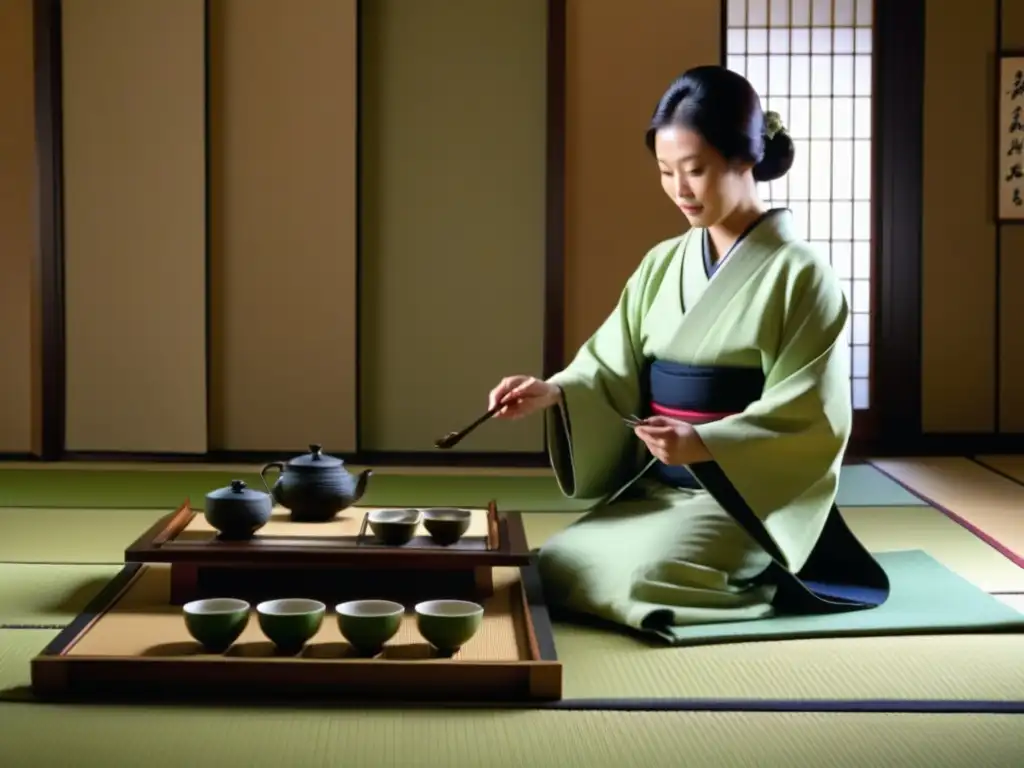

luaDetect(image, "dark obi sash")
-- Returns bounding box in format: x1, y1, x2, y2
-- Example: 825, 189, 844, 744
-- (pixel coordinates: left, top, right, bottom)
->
646, 361, 764, 489
642, 359, 890, 615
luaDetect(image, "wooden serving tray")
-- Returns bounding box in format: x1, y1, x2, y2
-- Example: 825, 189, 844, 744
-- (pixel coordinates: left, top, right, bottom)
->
31, 562, 562, 703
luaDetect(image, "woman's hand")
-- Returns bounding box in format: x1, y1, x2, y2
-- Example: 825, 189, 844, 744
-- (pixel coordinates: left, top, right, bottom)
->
634, 415, 711, 465
488, 376, 561, 420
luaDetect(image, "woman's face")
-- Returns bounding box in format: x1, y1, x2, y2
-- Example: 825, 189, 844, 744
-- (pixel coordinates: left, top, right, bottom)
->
654, 126, 750, 228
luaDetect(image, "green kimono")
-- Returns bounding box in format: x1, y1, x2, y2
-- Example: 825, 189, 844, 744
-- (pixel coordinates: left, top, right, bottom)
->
539, 210, 888, 639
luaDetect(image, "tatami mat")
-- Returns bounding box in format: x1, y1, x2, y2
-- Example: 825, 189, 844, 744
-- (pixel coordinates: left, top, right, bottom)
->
835, 463, 927, 506
0, 660, 1019, 768
552, 624, 1024, 704
871, 458, 1024, 567
824, 506, 1024, 592
0, 462, 922, 510
976, 455, 1024, 484
0, 564, 121, 627
523, 507, 1024, 592
0, 629, 48, 701
0, 507, 165, 564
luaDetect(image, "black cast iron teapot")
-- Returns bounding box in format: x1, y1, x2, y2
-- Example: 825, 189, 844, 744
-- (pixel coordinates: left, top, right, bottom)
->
259, 444, 372, 522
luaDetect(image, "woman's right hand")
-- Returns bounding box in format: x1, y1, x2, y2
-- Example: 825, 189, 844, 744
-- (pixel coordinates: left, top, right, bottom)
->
488, 375, 561, 420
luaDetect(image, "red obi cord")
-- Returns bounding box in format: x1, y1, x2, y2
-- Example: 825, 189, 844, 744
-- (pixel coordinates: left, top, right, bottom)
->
649, 402, 738, 421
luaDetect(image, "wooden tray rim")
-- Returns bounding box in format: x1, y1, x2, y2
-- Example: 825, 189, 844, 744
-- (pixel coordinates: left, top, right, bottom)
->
31, 560, 561, 702
124, 500, 533, 567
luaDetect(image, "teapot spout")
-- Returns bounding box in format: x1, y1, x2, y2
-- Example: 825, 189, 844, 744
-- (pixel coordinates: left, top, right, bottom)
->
354, 468, 373, 503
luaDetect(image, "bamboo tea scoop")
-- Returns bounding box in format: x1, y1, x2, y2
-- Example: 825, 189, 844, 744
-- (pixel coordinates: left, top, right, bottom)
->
434, 398, 512, 450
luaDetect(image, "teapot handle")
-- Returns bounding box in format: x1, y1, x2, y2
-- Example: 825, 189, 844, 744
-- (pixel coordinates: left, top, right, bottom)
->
259, 462, 284, 498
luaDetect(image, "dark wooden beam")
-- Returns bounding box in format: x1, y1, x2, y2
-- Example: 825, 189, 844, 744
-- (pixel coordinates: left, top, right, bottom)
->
870, 0, 925, 452
33, 0, 65, 461
543, 0, 567, 379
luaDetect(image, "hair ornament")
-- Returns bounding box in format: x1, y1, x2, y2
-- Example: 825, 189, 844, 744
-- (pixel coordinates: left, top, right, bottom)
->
764, 110, 786, 140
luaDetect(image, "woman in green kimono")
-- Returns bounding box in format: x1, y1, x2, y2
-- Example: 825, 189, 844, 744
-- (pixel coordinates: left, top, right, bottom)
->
487, 65, 889, 641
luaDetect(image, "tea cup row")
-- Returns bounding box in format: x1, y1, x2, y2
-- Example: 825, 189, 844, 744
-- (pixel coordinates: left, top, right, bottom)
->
182, 596, 484, 656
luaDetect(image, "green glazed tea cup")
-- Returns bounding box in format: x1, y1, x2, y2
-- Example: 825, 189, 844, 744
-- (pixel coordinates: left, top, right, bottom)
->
415, 599, 484, 654
422, 508, 472, 546
182, 598, 251, 653
336, 599, 405, 655
368, 508, 422, 546
256, 598, 325, 653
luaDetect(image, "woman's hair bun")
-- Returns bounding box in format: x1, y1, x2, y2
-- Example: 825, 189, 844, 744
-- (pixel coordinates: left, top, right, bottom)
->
752, 111, 794, 182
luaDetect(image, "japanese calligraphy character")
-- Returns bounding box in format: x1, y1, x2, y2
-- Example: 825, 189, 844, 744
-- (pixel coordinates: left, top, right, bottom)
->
1011, 106, 1024, 133
1011, 70, 1024, 99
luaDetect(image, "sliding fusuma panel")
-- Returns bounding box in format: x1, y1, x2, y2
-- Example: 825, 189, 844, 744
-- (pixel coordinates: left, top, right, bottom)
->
62, 0, 208, 453
0, 0, 38, 454
207, 0, 359, 453
358, 0, 549, 454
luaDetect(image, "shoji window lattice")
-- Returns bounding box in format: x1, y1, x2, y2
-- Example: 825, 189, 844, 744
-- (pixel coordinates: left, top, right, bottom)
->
725, 0, 874, 409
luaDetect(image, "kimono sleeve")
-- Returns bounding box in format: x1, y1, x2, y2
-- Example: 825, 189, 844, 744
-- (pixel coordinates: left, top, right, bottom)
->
543, 250, 664, 500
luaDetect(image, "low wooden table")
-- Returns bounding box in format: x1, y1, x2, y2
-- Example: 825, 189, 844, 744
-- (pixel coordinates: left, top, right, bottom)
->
124, 500, 533, 604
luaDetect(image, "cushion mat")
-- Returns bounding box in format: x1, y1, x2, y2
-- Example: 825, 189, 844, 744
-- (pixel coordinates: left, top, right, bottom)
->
546, 551, 1024, 703
644, 549, 1024, 645
522, 511, 1024, 705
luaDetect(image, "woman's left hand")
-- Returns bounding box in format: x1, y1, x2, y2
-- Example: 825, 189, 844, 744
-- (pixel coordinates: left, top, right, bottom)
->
634, 415, 709, 466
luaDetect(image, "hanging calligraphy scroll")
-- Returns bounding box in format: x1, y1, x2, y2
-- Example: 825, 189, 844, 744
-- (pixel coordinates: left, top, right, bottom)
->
998, 54, 1024, 221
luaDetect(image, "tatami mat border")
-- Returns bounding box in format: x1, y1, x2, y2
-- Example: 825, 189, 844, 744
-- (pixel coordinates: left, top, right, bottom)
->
867, 460, 1024, 569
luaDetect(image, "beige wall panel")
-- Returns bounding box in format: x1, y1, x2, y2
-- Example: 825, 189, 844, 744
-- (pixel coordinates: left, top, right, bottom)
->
920, 0, 998, 433
360, 0, 548, 453
999, 2, 1024, 432
62, 0, 207, 452
208, 0, 358, 452
563, 0, 720, 356
0, 0, 38, 454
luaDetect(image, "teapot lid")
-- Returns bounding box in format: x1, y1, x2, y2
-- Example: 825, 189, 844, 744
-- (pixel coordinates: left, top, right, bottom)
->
286, 444, 344, 470
206, 479, 269, 502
